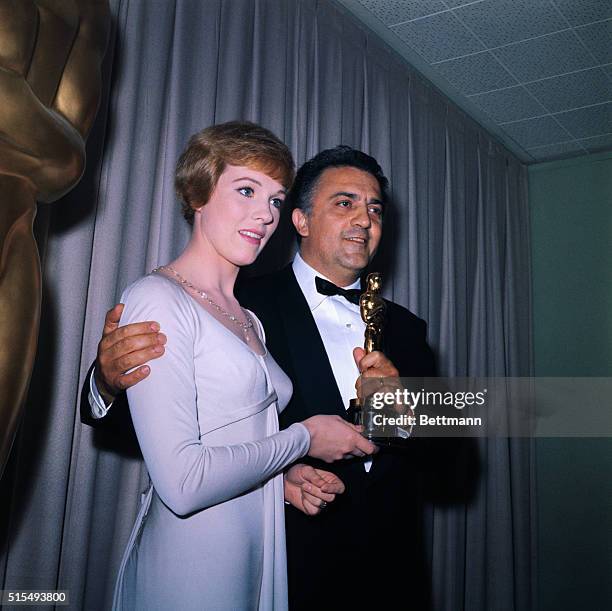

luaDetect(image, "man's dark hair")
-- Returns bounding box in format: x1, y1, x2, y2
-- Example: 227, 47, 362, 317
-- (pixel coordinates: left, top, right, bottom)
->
287, 145, 389, 216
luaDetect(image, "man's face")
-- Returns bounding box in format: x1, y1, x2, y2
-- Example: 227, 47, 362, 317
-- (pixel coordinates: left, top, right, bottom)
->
292, 166, 383, 286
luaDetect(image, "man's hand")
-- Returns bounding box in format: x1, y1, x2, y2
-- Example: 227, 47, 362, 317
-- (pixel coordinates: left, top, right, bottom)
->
301, 415, 377, 463
284, 464, 345, 515
353, 348, 399, 400
94, 304, 166, 405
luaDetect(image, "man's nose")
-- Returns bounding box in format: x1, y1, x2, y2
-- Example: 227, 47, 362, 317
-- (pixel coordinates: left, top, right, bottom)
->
351, 202, 371, 228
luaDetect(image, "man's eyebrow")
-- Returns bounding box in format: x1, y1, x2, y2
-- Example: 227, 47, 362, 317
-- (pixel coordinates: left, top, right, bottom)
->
328, 191, 383, 206
329, 191, 357, 199
232, 176, 262, 186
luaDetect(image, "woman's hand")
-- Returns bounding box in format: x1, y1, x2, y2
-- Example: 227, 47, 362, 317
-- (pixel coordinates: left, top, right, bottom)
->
284, 464, 345, 515
301, 415, 378, 463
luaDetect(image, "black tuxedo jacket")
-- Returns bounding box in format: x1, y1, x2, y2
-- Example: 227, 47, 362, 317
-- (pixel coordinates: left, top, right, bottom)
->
81, 265, 441, 610
238, 266, 436, 610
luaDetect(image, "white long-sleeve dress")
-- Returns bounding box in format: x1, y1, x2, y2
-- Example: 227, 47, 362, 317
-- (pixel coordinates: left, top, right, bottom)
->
112, 273, 310, 611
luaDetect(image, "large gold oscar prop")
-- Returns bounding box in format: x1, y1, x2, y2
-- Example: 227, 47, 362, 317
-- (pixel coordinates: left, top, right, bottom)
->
347, 272, 387, 440
0, 0, 110, 479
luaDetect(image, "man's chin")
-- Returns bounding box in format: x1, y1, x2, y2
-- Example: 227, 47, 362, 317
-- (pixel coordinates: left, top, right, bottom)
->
338, 254, 371, 276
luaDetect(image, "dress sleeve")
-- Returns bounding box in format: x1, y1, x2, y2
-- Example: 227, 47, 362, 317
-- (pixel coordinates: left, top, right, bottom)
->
122, 276, 310, 516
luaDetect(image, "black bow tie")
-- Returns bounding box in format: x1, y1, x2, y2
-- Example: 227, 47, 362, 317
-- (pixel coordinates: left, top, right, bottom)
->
315, 277, 361, 305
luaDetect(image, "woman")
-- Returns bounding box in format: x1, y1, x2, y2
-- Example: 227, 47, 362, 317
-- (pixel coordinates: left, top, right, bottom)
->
112, 122, 374, 610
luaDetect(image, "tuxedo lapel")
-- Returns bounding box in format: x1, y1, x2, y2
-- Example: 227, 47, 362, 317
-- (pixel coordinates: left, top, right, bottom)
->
275, 267, 346, 419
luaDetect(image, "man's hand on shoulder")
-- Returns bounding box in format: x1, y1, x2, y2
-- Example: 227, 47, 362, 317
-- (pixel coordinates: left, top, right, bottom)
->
94, 304, 166, 405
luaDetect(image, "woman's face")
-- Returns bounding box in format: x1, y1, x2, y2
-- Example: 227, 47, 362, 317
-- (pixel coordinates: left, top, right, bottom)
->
195, 164, 286, 268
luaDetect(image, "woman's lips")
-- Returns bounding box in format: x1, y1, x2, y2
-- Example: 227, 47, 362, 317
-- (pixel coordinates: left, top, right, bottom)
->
239, 229, 264, 244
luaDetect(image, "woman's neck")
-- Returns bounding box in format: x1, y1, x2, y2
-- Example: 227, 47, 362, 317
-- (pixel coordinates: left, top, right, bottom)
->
168, 241, 238, 299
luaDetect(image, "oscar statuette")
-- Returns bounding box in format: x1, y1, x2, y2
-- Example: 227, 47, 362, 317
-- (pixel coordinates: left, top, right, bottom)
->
347, 272, 388, 441
347, 273, 415, 446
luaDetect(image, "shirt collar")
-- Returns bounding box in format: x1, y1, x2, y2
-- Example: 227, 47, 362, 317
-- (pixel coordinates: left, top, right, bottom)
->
292, 252, 361, 312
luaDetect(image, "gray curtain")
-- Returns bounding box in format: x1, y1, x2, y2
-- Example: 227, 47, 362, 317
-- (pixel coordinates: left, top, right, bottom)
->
0, 1, 534, 610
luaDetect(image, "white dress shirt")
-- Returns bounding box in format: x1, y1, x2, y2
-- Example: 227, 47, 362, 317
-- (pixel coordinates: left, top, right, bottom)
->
291, 253, 372, 471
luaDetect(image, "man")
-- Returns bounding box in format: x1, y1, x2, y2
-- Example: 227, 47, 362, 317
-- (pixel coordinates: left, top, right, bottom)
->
82, 146, 436, 609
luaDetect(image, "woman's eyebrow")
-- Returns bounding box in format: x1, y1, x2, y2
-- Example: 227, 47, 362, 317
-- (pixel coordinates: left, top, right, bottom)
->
232, 176, 262, 185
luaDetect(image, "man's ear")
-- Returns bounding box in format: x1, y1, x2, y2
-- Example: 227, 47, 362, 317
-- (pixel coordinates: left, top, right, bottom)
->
292, 208, 309, 239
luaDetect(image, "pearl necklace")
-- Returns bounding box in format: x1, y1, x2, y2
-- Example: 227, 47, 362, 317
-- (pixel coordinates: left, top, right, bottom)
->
155, 265, 254, 341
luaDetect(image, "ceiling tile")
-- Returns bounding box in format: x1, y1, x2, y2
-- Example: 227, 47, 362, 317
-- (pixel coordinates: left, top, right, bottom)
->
435, 51, 516, 94
502, 116, 571, 148
493, 30, 597, 81
555, 102, 612, 139
391, 11, 484, 62
578, 133, 612, 153
526, 68, 612, 114
470, 86, 545, 122
338, 0, 610, 163
357, 0, 447, 25
455, 0, 567, 48
552, 0, 612, 28
575, 20, 612, 64
527, 140, 586, 161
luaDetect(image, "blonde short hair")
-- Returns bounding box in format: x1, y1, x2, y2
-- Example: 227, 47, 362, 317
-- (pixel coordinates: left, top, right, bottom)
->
175, 121, 295, 224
